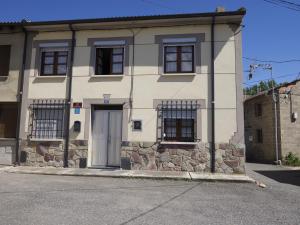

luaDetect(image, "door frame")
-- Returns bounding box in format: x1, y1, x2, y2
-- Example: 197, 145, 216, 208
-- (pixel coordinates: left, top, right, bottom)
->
89, 104, 123, 168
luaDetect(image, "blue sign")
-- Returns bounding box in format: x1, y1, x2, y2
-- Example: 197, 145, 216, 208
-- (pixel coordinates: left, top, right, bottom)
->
74, 108, 80, 114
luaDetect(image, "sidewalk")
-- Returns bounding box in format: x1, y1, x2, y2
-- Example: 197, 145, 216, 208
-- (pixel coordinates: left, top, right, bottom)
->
0, 166, 255, 183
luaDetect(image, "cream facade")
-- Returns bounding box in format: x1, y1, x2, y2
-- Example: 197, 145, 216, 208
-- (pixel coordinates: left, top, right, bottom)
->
16, 9, 246, 173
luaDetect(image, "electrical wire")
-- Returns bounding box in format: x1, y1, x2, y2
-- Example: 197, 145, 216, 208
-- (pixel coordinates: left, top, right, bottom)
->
244, 57, 300, 64
261, 0, 300, 11
243, 72, 300, 85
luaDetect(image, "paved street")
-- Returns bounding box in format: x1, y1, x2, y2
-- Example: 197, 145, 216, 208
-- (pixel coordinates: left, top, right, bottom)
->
0, 164, 299, 225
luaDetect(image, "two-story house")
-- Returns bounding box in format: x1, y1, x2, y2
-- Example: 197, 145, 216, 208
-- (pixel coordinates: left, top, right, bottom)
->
7, 8, 246, 173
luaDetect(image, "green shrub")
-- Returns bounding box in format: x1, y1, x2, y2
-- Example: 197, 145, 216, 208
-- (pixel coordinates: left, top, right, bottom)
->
283, 152, 300, 166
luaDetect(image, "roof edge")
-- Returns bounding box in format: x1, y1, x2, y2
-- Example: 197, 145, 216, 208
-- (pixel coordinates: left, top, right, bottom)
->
0, 8, 246, 27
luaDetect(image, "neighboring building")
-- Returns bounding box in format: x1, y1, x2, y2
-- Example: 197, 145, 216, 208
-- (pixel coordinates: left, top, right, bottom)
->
4, 8, 246, 173
244, 79, 300, 163
0, 23, 25, 165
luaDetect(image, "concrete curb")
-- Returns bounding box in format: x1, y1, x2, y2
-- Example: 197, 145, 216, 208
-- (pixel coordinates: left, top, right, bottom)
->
0, 166, 255, 183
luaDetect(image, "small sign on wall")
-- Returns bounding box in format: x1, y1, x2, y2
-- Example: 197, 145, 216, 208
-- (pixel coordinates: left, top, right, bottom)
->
73, 102, 82, 114
74, 108, 80, 114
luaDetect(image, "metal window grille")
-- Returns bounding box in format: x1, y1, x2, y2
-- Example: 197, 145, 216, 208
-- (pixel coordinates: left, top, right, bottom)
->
157, 100, 200, 142
29, 99, 66, 139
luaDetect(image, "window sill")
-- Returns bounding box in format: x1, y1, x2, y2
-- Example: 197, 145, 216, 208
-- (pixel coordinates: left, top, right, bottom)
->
33, 75, 67, 79
160, 73, 196, 76
29, 138, 64, 142
90, 75, 124, 78
160, 141, 198, 145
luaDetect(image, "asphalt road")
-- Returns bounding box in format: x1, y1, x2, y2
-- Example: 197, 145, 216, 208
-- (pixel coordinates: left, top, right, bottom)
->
0, 164, 299, 225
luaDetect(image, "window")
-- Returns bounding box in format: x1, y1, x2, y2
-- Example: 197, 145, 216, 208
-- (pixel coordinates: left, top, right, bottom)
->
95, 47, 124, 75
29, 100, 66, 139
256, 129, 263, 143
158, 101, 197, 142
0, 45, 11, 77
254, 103, 262, 117
164, 45, 194, 73
0, 103, 18, 138
41, 51, 68, 76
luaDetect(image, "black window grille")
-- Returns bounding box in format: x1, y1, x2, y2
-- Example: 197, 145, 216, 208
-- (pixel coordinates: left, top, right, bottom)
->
29, 99, 66, 139
157, 100, 199, 142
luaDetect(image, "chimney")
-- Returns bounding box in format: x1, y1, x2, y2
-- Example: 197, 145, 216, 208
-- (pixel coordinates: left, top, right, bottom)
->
216, 6, 226, 12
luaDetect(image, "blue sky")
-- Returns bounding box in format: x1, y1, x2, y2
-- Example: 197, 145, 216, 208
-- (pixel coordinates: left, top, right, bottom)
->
1, 0, 299, 87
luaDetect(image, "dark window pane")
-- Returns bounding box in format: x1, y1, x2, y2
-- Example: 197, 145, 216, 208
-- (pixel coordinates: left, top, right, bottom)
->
165, 62, 177, 72
112, 63, 123, 74
113, 55, 123, 63
57, 65, 67, 74
165, 46, 177, 53
165, 53, 177, 61
181, 46, 193, 53
181, 62, 193, 72
58, 56, 67, 64
43, 65, 53, 74
44, 57, 54, 64
181, 52, 192, 61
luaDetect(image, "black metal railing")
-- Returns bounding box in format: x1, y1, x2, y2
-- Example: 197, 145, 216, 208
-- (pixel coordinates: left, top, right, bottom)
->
29, 99, 66, 139
157, 100, 200, 142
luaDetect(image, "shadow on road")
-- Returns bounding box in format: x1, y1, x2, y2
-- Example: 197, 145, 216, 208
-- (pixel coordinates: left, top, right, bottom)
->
255, 170, 300, 186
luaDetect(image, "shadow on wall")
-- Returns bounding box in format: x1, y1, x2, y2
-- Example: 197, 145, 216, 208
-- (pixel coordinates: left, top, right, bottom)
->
255, 170, 300, 187
157, 75, 195, 83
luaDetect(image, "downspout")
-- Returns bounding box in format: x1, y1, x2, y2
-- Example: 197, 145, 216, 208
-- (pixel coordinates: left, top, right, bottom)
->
129, 28, 135, 122
15, 24, 28, 165
64, 24, 76, 168
210, 16, 216, 173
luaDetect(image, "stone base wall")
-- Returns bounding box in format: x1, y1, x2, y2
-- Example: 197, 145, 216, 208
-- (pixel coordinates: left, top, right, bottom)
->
20, 140, 88, 168
121, 142, 245, 174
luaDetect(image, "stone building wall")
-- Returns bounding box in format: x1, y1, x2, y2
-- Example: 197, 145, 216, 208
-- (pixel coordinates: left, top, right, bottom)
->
121, 142, 245, 174
278, 82, 300, 158
20, 140, 88, 168
244, 94, 276, 162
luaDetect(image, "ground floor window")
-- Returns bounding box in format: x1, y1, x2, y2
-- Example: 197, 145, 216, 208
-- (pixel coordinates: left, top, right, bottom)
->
29, 100, 66, 139
0, 103, 18, 138
158, 100, 198, 142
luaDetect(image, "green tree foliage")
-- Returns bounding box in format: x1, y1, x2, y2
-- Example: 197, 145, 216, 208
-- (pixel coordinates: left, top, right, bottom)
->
244, 79, 278, 96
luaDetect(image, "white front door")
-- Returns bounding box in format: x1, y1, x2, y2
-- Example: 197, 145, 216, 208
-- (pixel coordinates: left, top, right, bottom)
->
91, 109, 122, 167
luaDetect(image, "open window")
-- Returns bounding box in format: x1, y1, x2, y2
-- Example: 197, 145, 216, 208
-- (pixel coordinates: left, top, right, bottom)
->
95, 47, 124, 75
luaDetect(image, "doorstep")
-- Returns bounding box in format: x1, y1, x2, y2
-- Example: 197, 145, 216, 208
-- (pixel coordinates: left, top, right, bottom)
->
0, 166, 255, 183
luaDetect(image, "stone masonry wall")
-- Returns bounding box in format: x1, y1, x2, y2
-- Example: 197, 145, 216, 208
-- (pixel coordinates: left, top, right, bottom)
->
20, 140, 88, 168
121, 142, 245, 174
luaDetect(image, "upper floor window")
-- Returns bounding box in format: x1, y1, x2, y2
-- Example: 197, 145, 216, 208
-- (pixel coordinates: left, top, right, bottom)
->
254, 103, 262, 117
95, 47, 124, 75
41, 51, 68, 76
0, 45, 11, 77
164, 45, 194, 73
